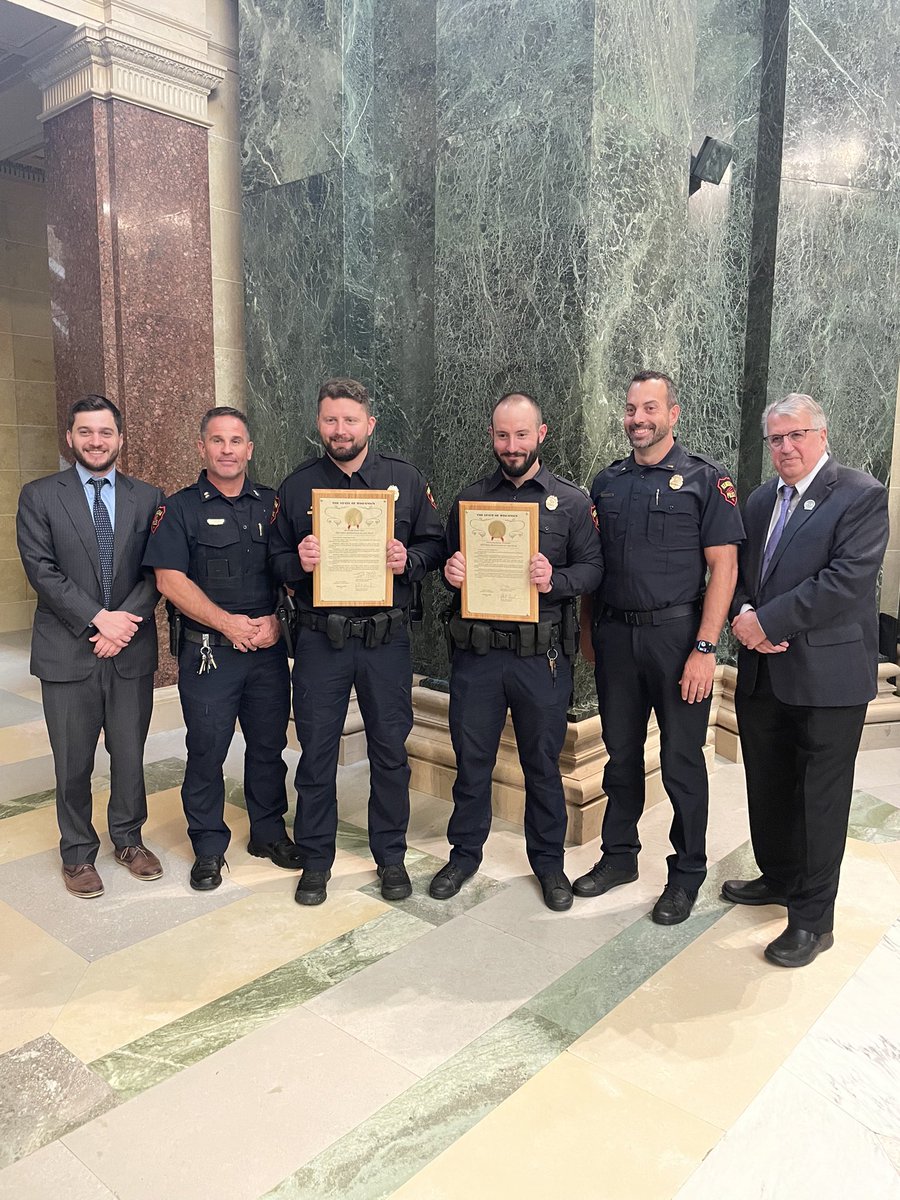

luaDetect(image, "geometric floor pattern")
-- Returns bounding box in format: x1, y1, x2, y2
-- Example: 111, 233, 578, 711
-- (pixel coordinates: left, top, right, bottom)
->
1, 627, 899, 1199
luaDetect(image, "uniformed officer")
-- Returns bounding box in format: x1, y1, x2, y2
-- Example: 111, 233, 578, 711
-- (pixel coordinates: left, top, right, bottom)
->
429, 393, 604, 911
575, 370, 744, 923
269, 377, 445, 906
143, 407, 296, 890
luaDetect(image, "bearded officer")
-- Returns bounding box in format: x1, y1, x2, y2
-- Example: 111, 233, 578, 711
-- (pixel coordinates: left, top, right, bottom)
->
269, 377, 445, 906
429, 392, 604, 911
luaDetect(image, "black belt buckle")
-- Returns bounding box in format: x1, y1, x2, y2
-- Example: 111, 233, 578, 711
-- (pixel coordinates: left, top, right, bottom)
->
623, 609, 640, 626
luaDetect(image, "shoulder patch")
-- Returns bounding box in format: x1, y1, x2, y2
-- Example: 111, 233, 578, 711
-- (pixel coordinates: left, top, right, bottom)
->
716, 476, 738, 506
270, 495, 280, 524
151, 505, 166, 533
425, 483, 438, 510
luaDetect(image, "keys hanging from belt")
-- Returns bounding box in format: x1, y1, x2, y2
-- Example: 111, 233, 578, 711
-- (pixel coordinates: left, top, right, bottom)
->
198, 634, 218, 675
547, 646, 558, 688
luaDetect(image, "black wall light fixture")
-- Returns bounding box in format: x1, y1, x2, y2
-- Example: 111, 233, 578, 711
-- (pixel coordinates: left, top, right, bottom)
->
689, 136, 734, 196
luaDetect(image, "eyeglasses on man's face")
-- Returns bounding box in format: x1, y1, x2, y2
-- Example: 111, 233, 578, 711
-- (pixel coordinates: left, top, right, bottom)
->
763, 428, 823, 449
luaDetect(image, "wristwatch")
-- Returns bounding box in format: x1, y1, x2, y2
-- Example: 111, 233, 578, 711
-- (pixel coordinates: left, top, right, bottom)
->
695, 640, 716, 654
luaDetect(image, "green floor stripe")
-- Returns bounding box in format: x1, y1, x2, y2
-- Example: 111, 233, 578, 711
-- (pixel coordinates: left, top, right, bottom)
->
89, 908, 430, 1101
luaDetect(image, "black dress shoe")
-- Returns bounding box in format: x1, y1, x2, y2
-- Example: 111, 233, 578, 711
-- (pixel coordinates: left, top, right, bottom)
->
190, 854, 227, 891
378, 863, 412, 901
651, 884, 696, 925
721, 877, 788, 906
294, 869, 331, 906
572, 860, 638, 898
429, 863, 474, 900
538, 871, 574, 912
765, 926, 834, 968
247, 837, 304, 870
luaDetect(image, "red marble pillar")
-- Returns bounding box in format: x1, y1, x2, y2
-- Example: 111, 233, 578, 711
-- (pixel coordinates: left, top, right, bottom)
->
43, 97, 215, 490
43, 98, 217, 681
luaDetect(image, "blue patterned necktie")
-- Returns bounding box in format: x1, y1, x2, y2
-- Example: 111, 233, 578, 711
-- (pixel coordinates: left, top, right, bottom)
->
89, 477, 114, 609
761, 484, 794, 579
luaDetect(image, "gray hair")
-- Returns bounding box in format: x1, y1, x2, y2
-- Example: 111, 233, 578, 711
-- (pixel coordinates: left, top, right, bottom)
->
762, 393, 828, 435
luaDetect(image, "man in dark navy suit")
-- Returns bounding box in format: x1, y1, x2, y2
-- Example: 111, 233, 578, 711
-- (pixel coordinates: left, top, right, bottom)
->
727, 394, 889, 967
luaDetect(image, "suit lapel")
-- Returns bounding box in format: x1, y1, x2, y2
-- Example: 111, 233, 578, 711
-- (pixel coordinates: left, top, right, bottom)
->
113, 473, 135, 580
761, 458, 837, 583
58, 467, 103, 590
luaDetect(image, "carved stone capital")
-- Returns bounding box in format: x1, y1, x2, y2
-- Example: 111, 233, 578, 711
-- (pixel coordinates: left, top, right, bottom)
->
30, 25, 224, 128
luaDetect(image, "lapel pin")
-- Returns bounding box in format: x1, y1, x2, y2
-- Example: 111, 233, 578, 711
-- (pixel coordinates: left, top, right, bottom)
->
803, 499, 815, 510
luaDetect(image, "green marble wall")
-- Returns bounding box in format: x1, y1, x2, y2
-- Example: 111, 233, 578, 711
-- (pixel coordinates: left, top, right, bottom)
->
768, 0, 899, 484
239, 0, 899, 694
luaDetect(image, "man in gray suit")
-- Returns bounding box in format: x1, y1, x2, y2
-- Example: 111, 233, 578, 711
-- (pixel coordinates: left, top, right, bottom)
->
726, 394, 889, 967
16, 395, 165, 898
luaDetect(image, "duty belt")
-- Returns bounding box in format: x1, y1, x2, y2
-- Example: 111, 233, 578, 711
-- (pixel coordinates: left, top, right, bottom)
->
297, 608, 407, 649
446, 612, 561, 657
599, 600, 701, 627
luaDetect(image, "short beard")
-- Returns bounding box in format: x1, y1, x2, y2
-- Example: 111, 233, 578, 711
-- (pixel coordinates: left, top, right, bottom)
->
323, 435, 368, 463
626, 424, 668, 450
72, 446, 120, 474
494, 445, 541, 479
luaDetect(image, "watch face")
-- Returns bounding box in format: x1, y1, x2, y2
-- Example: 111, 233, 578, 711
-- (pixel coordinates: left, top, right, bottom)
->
696, 640, 715, 654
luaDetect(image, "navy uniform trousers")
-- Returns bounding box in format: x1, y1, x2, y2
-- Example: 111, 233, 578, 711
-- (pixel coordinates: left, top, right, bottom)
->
594, 613, 710, 892
291, 625, 413, 871
178, 639, 290, 856
447, 647, 573, 876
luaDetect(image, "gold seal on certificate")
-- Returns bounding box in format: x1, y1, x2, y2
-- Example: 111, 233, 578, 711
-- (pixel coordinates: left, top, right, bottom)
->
459, 500, 539, 622
312, 489, 395, 607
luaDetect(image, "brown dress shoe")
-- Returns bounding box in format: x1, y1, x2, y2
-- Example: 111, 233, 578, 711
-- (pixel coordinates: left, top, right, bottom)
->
62, 863, 104, 898
115, 844, 164, 880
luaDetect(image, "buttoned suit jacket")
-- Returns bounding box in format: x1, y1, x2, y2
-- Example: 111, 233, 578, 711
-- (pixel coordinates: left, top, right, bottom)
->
16, 467, 164, 682
731, 457, 888, 707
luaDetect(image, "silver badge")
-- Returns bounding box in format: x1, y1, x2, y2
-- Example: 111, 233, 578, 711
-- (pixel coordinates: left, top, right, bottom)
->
803, 499, 815, 510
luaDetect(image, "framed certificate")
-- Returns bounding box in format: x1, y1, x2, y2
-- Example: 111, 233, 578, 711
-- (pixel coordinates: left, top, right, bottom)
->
312, 489, 395, 608
460, 500, 539, 622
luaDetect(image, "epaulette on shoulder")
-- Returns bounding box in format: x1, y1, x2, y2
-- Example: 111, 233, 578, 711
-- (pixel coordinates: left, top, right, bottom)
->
686, 450, 727, 473
286, 456, 322, 478
553, 473, 591, 498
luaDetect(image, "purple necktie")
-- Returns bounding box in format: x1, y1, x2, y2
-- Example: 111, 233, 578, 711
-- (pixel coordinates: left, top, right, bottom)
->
761, 484, 794, 579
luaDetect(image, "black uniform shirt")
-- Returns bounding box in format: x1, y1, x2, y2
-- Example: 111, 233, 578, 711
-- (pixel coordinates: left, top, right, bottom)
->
590, 441, 744, 612
269, 449, 445, 615
447, 463, 604, 625
143, 471, 279, 631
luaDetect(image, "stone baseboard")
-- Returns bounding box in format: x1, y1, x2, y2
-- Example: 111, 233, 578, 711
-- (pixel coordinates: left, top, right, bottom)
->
407, 661, 900, 845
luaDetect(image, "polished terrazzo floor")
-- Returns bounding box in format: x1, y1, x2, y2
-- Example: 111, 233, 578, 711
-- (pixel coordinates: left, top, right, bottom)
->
1, 627, 899, 1199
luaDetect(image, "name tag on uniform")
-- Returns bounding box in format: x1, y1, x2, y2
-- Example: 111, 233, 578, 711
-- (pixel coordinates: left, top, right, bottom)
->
206, 518, 225, 525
